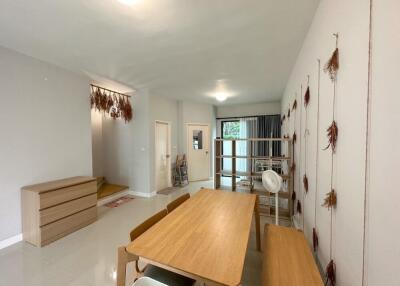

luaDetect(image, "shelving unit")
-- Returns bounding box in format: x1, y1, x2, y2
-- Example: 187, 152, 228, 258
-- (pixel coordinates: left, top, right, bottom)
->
214, 137, 293, 220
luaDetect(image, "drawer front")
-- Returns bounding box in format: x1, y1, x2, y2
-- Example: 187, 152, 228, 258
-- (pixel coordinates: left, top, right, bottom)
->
40, 194, 97, 226
39, 181, 96, 209
40, 206, 97, 246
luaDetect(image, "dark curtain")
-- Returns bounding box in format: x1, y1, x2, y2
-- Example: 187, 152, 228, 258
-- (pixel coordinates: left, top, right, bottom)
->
257, 115, 281, 156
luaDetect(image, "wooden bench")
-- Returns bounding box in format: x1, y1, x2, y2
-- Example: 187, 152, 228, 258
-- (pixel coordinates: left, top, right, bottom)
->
262, 224, 323, 286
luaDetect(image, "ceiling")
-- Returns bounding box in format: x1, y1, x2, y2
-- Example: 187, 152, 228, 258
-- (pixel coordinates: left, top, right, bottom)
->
0, 0, 319, 105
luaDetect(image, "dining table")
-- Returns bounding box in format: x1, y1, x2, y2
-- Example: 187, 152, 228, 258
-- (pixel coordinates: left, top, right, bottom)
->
126, 189, 259, 286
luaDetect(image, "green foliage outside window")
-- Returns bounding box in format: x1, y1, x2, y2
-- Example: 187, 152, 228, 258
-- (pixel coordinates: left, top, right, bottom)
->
222, 121, 240, 139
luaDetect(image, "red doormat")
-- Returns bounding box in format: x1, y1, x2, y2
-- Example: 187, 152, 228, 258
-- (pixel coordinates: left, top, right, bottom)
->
104, 195, 135, 208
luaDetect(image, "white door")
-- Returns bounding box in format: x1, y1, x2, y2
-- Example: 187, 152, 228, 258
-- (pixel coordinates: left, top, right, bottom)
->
187, 124, 210, 181
155, 121, 171, 191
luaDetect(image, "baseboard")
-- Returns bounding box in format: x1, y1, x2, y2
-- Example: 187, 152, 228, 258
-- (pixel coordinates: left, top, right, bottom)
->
0, 233, 23, 250
128, 190, 157, 198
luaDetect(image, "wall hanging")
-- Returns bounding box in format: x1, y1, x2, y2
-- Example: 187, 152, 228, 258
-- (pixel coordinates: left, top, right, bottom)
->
298, 85, 304, 227
303, 75, 311, 194
313, 59, 322, 252
90, 84, 133, 122
322, 33, 340, 286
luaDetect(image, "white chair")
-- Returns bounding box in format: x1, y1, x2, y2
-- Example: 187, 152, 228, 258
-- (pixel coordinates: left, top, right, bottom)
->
132, 277, 167, 286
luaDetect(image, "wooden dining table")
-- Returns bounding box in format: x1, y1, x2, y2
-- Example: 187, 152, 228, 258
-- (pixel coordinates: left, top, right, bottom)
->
126, 189, 258, 286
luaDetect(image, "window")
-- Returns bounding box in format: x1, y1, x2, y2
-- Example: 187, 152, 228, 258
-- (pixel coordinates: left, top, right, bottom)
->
222, 120, 240, 139
192, 130, 203, 150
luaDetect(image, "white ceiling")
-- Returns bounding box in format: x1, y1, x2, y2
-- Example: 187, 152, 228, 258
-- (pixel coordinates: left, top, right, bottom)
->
0, 0, 319, 105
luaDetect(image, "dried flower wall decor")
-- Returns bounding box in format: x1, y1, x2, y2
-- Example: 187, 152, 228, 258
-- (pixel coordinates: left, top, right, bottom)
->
324, 121, 338, 152
313, 228, 319, 252
304, 86, 310, 107
325, 260, 336, 286
324, 47, 339, 82
319, 35, 340, 275
303, 174, 309, 193
322, 189, 337, 209
90, 84, 133, 123
297, 200, 302, 214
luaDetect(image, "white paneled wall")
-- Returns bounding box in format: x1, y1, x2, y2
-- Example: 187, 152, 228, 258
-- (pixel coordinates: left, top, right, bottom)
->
281, 0, 370, 285
282, 0, 400, 285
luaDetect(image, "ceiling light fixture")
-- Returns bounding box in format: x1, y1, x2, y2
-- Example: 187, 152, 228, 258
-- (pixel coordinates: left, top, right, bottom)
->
215, 92, 229, 102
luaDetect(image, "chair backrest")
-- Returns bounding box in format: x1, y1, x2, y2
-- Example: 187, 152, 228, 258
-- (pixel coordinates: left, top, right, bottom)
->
130, 209, 168, 242
166, 193, 190, 213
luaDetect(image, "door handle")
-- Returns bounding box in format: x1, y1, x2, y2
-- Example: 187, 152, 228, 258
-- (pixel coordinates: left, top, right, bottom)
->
205, 151, 209, 155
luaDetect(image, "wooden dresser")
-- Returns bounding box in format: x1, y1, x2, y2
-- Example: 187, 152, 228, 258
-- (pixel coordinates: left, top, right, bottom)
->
21, 176, 97, 247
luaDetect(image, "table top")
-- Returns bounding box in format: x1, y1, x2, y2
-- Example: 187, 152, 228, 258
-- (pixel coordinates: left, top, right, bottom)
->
126, 189, 257, 286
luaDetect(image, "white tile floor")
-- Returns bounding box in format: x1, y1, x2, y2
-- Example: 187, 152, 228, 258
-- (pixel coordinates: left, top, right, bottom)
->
0, 181, 289, 286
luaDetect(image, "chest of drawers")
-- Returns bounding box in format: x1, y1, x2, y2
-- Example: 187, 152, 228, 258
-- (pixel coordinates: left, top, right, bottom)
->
21, 176, 97, 247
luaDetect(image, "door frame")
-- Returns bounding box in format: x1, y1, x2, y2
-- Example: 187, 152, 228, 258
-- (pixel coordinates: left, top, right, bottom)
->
155, 120, 172, 191
186, 123, 211, 182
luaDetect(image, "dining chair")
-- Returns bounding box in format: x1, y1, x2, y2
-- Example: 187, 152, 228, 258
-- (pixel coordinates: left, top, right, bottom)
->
166, 193, 190, 213
117, 209, 195, 286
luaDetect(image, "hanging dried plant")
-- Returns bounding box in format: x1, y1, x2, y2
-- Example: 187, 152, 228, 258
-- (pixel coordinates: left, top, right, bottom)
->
303, 174, 309, 193
290, 162, 296, 173
297, 200, 302, 214
325, 260, 336, 286
287, 108, 290, 118
90, 89, 95, 109
94, 88, 102, 111
304, 86, 310, 107
292, 99, 297, 111
312, 228, 319, 252
281, 115, 286, 125
90, 85, 133, 123
291, 191, 296, 202
100, 90, 108, 112
324, 48, 339, 82
322, 189, 337, 209
106, 94, 114, 113
292, 132, 297, 144
119, 96, 133, 122
324, 121, 338, 152
110, 106, 120, 119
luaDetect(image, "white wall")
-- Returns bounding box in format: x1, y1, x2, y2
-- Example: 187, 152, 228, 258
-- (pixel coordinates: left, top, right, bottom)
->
178, 101, 216, 177
0, 46, 92, 241
366, 1, 400, 284
282, 0, 400, 285
97, 90, 152, 195
91, 110, 104, 177
281, 0, 370, 285
216, 101, 281, 118
149, 95, 180, 192
94, 94, 216, 193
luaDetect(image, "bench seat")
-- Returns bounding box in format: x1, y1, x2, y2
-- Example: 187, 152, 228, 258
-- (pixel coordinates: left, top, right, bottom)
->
262, 224, 323, 286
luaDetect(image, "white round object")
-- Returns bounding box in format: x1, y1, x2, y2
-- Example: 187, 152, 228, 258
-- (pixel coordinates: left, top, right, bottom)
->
262, 170, 283, 194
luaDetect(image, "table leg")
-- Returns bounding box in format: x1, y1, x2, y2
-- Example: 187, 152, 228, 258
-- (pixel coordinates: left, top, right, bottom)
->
255, 195, 261, 251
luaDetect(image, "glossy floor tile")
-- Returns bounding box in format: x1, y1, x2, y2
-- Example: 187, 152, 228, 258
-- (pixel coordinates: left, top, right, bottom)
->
0, 181, 289, 286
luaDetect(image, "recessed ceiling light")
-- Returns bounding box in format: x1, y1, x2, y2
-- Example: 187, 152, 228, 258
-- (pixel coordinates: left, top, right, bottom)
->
215, 92, 229, 102
117, 0, 139, 6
